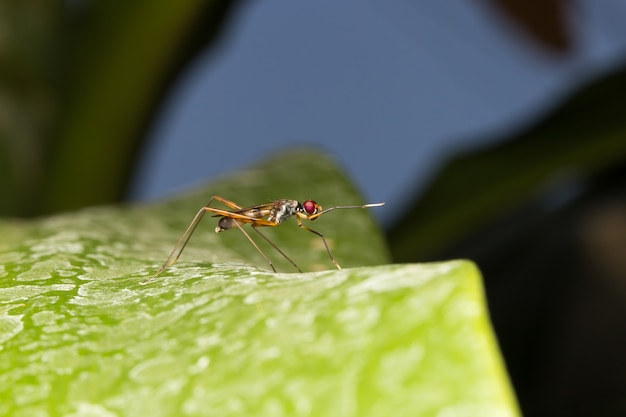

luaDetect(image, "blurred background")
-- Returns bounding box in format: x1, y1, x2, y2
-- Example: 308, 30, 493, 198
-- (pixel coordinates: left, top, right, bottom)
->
2, 0, 626, 415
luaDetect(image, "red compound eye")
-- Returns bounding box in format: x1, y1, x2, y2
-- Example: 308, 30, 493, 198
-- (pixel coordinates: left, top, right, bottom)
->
303, 200, 317, 215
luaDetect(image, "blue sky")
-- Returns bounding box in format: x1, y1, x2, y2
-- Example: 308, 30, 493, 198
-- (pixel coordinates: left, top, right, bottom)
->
131, 0, 626, 225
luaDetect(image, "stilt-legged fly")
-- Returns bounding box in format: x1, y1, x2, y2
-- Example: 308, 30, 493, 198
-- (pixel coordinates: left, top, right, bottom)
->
144, 196, 384, 282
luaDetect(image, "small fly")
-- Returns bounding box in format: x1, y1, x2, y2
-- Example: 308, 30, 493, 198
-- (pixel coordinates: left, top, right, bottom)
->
144, 195, 384, 282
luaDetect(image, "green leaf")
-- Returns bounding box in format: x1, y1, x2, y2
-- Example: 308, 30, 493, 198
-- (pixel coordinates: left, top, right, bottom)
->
0, 150, 518, 416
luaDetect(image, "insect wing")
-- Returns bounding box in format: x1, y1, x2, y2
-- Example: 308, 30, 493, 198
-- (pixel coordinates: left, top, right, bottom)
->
210, 203, 274, 220
231, 203, 274, 220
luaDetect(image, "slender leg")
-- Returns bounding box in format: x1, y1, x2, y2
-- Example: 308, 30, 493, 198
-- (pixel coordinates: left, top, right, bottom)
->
141, 206, 210, 284
208, 195, 243, 210
296, 218, 342, 270
142, 196, 247, 284
231, 221, 277, 272
252, 226, 302, 272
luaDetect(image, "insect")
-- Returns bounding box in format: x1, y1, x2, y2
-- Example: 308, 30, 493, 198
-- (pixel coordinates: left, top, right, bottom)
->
145, 195, 384, 282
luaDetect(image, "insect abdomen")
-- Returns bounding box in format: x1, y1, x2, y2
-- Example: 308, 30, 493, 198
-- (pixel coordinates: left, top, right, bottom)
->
215, 217, 237, 232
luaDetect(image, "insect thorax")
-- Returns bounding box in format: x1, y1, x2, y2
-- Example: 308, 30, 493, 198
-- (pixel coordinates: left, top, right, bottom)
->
268, 199, 299, 224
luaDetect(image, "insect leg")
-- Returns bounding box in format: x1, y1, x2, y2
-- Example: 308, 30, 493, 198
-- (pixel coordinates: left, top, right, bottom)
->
207, 195, 244, 210
252, 226, 302, 272
142, 206, 211, 284
231, 221, 277, 272
296, 217, 341, 270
